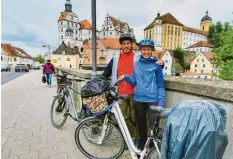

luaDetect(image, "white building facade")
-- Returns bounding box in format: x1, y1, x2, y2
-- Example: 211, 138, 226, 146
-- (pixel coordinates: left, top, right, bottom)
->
182, 27, 208, 49
99, 14, 135, 39
58, 0, 93, 53
161, 50, 173, 76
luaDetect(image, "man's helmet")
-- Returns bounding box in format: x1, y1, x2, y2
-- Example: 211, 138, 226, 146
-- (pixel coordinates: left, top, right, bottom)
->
119, 33, 134, 44
139, 39, 155, 50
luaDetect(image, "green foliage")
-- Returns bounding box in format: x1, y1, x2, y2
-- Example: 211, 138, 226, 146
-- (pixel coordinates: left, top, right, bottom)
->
219, 60, 233, 80
211, 22, 233, 80
174, 47, 185, 68
36, 54, 45, 64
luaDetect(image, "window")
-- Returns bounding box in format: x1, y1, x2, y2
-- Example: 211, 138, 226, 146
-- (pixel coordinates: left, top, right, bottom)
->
195, 64, 197, 68
1, 57, 3, 61
67, 22, 70, 26
76, 31, 78, 34
201, 70, 203, 73
61, 21, 63, 25
195, 70, 197, 73
71, 23, 73, 27
103, 32, 105, 36
203, 26, 204, 30
89, 31, 91, 35
61, 28, 63, 32
203, 64, 205, 67
76, 37, 78, 40
197, 59, 199, 62
88, 59, 90, 62
165, 67, 167, 70
14, 57, 17, 61
100, 57, 105, 64
165, 73, 167, 75
61, 35, 63, 39
71, 16, 73, 20
202, 59, 204, 62
76, 24, 78, 28
212, 70, 214, 73
165, 60, 168, 63
100, 50, 104, 55
67, 58, 70, 61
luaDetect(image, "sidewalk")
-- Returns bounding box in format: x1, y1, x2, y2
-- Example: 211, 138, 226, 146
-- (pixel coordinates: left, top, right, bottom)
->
1, 70, 130, 159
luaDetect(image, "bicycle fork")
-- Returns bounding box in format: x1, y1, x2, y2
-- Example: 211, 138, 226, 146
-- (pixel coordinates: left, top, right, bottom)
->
97, 114, 109, 145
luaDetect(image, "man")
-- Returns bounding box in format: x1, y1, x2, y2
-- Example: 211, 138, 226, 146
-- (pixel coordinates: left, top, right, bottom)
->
43, 60, 55, 88
103, 33, 164, 138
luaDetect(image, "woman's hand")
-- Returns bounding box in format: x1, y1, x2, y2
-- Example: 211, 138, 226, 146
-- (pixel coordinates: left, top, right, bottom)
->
156, 59, 164, 66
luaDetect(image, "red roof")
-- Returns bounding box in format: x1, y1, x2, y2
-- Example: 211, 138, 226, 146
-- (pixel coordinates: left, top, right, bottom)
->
184, 26, 208, 36
183, 71, 195, 76
187, 41, 214, 49
80, 20, 92, 30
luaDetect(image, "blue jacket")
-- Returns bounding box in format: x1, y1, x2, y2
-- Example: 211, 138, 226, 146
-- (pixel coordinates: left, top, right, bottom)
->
124, 56, 165, 107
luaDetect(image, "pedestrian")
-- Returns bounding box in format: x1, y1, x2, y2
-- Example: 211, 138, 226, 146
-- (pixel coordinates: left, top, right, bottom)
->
43, 60, 55, 88
118, 39, 165, 150
103, 34, 164, 143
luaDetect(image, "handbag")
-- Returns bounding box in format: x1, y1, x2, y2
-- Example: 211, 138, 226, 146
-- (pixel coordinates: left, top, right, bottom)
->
42, 75, 46, 83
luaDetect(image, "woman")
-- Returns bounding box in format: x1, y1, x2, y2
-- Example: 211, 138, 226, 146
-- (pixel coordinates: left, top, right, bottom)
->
43, 60, 55, 88
119, 39, 165, 149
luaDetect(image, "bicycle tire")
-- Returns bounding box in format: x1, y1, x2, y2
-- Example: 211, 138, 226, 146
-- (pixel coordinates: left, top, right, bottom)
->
75, 116, 125, 159
50, 95, 68, 129
146, 148, 160, 159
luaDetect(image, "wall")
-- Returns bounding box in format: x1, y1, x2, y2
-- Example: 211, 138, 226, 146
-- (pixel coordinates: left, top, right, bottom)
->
55, 67, 233, 159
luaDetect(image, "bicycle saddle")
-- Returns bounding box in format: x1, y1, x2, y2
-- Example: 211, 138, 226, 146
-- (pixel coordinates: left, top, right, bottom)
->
150, 106, 171, 118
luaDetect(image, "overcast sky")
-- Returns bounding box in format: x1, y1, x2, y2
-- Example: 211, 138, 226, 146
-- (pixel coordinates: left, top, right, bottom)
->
1, 0, 233, 56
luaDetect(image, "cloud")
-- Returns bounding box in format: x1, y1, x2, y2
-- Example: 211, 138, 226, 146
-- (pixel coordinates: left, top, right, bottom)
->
1, 0, 233, 56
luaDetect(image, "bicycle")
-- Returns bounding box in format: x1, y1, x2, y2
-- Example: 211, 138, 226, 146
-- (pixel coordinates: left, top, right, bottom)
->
74, 80, 171, 159
50, 74, 87, 129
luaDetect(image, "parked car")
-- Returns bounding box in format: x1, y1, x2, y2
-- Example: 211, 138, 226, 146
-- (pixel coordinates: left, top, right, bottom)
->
15, 64, 29, 72
1, 63, 11, 72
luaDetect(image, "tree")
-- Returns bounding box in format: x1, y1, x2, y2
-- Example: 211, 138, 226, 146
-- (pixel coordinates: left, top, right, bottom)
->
213, 25, 233, 80
215, 21, 223, 33
174, 47, 185, 68
36, 54, 45, 64
219, 60, 233, 80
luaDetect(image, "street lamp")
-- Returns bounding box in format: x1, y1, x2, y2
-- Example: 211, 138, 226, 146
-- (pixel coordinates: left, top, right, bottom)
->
91, 0, 97, 79
42, 45, 50, 60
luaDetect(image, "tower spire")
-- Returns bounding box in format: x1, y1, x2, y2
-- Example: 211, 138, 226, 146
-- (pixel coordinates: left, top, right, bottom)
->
65, 0, 72, 12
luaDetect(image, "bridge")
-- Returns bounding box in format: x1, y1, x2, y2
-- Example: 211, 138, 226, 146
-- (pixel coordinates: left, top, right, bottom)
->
1, 69, 233, 159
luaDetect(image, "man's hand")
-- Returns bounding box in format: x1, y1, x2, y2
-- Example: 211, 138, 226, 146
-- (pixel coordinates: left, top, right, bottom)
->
156, 59, 164, 66
118, 75, 125, 81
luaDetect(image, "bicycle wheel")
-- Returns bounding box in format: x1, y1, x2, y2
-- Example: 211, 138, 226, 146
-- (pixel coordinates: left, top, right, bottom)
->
146, 148, 160, 159
75, 116, 125, 159
50, 94, 68, 129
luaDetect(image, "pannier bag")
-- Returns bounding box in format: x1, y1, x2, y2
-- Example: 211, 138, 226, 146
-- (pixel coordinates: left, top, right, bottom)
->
81, 76, 109, 114
83, 92, 108, 113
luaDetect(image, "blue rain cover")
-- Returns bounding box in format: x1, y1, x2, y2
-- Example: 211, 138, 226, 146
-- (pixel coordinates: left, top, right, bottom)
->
161, 100, 228, 159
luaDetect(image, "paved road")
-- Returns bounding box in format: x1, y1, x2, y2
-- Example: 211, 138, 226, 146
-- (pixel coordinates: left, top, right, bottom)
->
1, 70, 130, 159
1, 71, 27, 85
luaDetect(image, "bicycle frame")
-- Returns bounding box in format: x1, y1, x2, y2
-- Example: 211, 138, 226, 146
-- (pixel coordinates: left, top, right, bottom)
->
98, 102, 161, 159
64, 85, 82, 121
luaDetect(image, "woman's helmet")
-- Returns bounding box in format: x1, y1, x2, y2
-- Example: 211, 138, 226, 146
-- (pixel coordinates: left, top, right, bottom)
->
139, 39, 155, 50
119, 33, 134, 44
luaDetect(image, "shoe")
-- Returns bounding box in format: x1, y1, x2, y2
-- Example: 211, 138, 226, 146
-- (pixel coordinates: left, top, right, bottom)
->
49, 85, 51, 88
